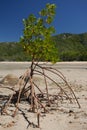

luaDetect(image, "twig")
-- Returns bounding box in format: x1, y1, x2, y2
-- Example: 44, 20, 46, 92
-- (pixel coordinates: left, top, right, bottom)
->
42, 69, 50, 106
44, 67, 81, 108
34, 94, 48, 113
1, 94, 13, 114
34, 70, 72, 103
18, 107, 37, 128
33, 82, 44, 95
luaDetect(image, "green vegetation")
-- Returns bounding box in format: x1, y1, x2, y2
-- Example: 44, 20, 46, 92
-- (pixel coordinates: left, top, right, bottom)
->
0, 42, 30, 61
20, 3, 58, 63
0, 32, 87, 61
53, 33, 87, 61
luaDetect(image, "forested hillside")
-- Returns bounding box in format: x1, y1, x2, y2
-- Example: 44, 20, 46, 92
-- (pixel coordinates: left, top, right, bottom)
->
53, 33, 87, 61
0, 42, 30, 61
0, 33, 87, 61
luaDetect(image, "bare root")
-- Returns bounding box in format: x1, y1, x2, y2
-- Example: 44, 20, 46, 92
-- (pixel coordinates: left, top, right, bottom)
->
0, 62, 81, 128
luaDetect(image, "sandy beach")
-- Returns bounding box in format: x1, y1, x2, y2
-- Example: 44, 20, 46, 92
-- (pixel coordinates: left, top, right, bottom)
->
0, 62, 87, 130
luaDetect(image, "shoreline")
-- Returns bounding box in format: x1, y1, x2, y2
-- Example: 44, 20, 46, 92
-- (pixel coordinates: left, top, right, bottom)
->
0, 61, 87, 63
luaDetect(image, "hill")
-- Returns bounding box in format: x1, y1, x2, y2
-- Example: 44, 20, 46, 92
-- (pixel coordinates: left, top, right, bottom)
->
0, 42, 30, 61
0, 33, 87, 61
53, 33, 87, 61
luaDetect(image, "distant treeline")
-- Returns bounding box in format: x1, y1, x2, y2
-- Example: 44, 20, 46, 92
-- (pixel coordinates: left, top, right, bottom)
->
0, 33, 87, 61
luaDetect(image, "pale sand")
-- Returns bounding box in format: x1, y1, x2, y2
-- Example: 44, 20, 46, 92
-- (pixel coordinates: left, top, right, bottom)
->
0, 62, 87, 130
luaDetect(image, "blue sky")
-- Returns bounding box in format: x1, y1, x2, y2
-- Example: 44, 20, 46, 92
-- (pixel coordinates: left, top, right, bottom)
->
0, 0, 87, 42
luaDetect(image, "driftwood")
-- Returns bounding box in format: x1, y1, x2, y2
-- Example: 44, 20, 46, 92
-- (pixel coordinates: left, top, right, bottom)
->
0, 62, 81, 128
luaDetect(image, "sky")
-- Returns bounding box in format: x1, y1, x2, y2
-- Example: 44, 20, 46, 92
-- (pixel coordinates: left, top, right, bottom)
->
0, 0, 87, 42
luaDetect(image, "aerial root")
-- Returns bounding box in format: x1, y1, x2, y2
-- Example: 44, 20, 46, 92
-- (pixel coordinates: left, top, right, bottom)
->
0, 62, 81, 128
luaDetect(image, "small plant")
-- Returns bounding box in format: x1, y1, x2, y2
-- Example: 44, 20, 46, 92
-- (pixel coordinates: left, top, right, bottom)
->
0, 3, 80, 128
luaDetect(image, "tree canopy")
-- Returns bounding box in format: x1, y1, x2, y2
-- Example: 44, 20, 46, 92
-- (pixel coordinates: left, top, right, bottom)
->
20, 3, 58, 63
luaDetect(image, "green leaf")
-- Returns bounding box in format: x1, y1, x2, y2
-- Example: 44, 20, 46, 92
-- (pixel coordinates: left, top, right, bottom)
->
20, 3, 58, 63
